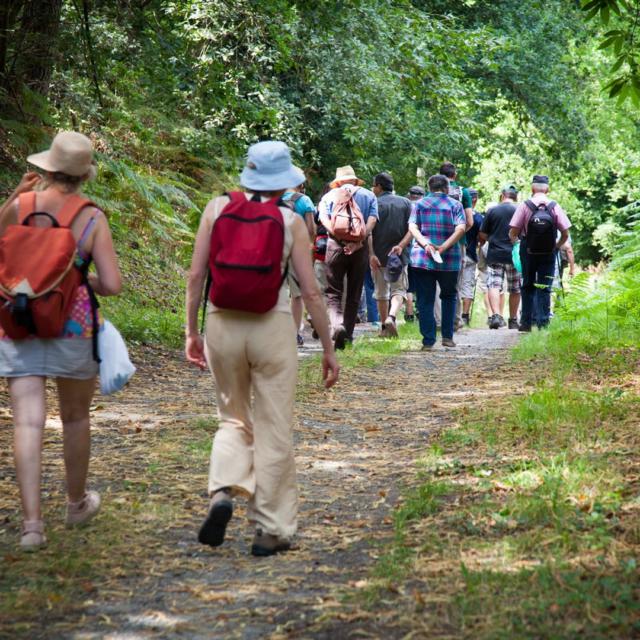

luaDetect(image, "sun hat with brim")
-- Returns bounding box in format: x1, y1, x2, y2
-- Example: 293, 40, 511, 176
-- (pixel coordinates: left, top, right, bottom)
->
27, 131, 97, 180
239, 141, 305, 192
330, 165, 365, 189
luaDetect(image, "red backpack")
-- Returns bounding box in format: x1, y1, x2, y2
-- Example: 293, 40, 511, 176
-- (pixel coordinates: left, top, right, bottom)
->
0, 192, 95, 340
208, 192, 288, 313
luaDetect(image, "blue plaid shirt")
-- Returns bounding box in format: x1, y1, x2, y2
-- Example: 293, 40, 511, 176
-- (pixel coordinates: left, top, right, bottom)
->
409, 193, 466, 271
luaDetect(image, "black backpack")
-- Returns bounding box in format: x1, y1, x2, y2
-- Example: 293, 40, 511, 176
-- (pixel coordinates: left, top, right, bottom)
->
524, 200, 557, 255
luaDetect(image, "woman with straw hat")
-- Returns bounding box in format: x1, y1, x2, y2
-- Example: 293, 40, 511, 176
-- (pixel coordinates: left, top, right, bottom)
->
185, 140, 339, 556
0, 131, 122, 549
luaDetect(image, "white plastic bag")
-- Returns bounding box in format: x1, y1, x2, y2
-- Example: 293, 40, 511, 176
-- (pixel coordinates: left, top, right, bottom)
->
99, 320, 136, 395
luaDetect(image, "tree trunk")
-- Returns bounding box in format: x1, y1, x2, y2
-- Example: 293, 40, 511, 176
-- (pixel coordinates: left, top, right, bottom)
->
0, 2, 25, 86
15, 0, 63, 94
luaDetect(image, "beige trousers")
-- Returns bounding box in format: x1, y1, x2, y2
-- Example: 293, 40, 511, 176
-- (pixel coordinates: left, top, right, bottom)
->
205, 310, 299, 538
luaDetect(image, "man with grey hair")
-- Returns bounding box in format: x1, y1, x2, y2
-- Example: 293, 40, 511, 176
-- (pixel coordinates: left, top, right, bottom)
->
509, 175, 571, 330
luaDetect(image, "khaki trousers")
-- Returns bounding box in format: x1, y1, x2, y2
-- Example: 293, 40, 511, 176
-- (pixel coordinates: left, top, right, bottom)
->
205, 310, 299, 538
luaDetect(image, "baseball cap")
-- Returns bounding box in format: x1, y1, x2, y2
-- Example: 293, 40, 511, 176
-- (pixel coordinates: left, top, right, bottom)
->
384, 254, 403, 283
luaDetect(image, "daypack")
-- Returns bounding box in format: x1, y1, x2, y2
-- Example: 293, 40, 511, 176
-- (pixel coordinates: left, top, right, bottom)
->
283, 191, 304, 212
0, 192, 97, 341
448, 183, 463, 202
329, 187, 366, 243
524, 199, 557, 255
208, 192, 288, 313
313, 209, 328, 261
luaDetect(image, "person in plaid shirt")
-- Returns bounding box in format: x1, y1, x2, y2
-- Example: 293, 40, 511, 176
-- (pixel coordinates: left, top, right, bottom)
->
409, 174, 467, 349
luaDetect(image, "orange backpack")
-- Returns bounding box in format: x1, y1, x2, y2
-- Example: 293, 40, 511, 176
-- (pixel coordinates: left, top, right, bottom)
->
330, 187, 366, 243
0, 192, 95, 340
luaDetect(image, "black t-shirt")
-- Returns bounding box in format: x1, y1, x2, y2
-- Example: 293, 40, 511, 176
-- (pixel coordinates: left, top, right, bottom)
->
372, 192, 412, 266
481, 203, 516, 265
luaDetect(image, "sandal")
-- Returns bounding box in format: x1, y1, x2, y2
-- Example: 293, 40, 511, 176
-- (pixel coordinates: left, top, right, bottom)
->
20, 520, 46, 550
66, 490, 101, 527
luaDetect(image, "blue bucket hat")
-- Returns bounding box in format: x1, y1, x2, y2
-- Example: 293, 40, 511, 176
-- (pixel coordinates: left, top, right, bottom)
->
239, 141, 306, 191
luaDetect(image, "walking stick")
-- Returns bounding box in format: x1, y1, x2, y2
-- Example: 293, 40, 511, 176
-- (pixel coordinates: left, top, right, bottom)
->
469, 272, 479, 324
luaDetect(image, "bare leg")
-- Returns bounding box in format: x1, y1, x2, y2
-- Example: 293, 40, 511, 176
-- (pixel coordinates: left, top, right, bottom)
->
290, 296, 303, 333
57, 377, 96, 503
389, 294, 404, 319
462, 298, 473, 314
483, 292, 491, 317
10, 376, 46, 522
406, 293, 414, 316
377, 299, 388, 324
509, 292, 521, 319
499, 292, 506, 316
487, 288, 502, 315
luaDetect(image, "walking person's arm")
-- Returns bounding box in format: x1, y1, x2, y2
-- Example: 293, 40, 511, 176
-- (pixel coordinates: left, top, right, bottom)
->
566, 244, 576, 276
437, 224, 466, 255
290, 217, 340, 389
185, 205, 214, 370
389, 229, 414, 255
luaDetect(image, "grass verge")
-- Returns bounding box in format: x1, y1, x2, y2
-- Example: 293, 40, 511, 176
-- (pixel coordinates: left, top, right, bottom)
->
353, 328, 640, 637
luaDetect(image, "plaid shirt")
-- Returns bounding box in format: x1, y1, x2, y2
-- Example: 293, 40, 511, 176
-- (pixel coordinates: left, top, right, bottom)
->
409, 193, 466, 271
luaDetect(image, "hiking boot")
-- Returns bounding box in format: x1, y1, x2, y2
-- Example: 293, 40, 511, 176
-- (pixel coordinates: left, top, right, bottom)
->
508, 318, 519, 330
198, 488, 233, 547
421, 344, 434, 351
20, 520, 46, 551
442, 338, 456, 348
489, 314, 501, 330
296, 333, 304, 347
498, 315, 507, 328
404, 314, 415, 323
312, 329, 319, 340
251, 528, 291, 557
333, 326, 347, 351
462, 313, 470, 327
383, 317, 398, 338
66, 490, 101, 528
518, 324, 532, 332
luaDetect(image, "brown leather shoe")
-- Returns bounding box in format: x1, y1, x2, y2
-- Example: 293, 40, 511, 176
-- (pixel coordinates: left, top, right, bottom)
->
441, 338, 456, 348
198, 488, 233, 547
251, 528, 291, 557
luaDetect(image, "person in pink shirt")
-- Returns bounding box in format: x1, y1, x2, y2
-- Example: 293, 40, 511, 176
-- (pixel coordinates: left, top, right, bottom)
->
509, 175, 571, 330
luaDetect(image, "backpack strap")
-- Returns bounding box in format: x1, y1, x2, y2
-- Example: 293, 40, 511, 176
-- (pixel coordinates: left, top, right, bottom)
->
56, 194, 96, 228
226, 191, 247, 204
524, 200, 537, 213
17, 192, 37, 224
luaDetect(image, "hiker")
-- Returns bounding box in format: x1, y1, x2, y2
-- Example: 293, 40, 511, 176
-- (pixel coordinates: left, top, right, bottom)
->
509, 175, 571, 331
409, 174, 466, 349
185, 141, 339, 557
0, 132, 122, 549
460, 188, 484, 326
369, 172, 412, 336
282, 183, 316, 347
439, 162, 473, 330
404, 186, 425, 322
559, 236, 576, 281
479, 184, 522, 330
318, 165, 378, 349
407, 185, 425, 202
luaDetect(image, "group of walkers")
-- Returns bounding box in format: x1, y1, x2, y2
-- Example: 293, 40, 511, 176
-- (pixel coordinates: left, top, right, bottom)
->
0, 133, 572, 556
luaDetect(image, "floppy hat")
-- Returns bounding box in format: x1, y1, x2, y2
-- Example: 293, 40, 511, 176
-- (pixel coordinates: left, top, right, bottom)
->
330, 165, 365, 188
27, 131, 97, 179
239, 141, 305, 192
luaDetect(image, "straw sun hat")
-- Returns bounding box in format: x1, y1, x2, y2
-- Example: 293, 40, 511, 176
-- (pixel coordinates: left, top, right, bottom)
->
330, 165, 365, 189
27, 131, 97, 180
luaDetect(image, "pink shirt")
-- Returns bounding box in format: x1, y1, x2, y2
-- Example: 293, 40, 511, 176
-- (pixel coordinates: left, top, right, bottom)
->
509, 193, 571, 237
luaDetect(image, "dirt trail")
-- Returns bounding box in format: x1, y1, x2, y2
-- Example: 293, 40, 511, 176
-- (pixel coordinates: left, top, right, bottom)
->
0, 328, 518, 639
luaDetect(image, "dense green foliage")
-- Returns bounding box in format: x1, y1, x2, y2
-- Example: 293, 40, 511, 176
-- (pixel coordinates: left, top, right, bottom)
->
1, 0, 640, 343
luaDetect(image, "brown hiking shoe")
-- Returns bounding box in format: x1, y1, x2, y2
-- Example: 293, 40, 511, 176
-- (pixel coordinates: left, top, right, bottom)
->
441, 338, 456, 348
251, 528, 291, 557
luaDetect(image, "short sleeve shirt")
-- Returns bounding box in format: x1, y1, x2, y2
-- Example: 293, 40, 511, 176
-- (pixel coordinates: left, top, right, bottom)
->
481, 203, 517, 264
282, 191, 315, 219
510, 193, 571, 237
409, 193, 466, 271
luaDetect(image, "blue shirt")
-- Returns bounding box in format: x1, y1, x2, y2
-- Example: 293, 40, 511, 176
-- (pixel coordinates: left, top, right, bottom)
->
282, 191, 315, 219
319, 185, 379, 223
409, 193, 466, 272
465, 211, 484, 262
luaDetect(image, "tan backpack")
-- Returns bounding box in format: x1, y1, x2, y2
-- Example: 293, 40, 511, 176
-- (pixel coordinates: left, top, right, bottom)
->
330, 187, 366, 243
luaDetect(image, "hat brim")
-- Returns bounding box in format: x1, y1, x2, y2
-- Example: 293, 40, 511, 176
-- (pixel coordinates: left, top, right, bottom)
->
330, 175, 365, 189
27, 150, 97, 180
240, 165, 305, 192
